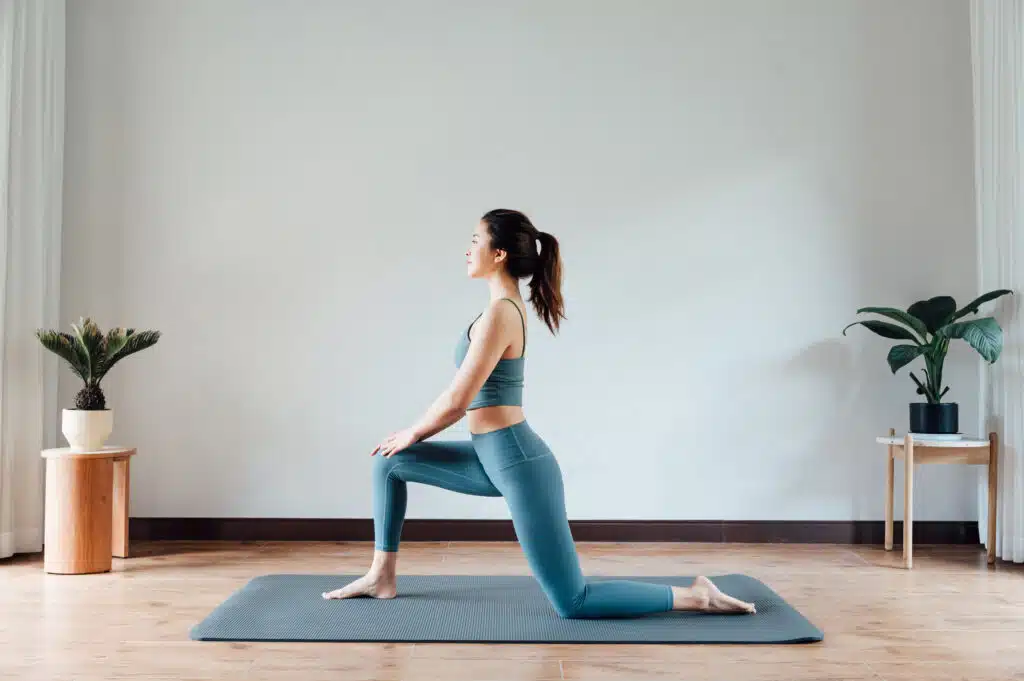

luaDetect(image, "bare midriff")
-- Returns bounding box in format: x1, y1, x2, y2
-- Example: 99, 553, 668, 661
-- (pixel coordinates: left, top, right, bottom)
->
467, 405, 526, 435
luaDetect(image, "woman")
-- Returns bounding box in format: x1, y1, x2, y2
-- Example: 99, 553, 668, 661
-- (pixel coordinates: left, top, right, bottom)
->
323, 209, 756, 618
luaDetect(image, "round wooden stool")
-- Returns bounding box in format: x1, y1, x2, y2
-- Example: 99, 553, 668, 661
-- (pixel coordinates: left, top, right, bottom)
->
41, 446, 136, 575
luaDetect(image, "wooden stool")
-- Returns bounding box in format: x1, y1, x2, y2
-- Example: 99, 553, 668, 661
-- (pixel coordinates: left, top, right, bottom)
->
876, 429, 998, 569
41, 446, 136, 574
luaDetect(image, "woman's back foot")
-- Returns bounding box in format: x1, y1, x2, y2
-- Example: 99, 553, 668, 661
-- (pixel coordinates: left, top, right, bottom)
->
322, 572, 397, 600
673, 576, 756, 614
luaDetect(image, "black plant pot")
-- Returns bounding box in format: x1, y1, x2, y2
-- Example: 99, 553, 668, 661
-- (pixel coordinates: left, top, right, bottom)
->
909, 402, 959, 435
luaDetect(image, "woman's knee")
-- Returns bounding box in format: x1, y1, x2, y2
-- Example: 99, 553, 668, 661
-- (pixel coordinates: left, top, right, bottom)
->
542, 584, 587, 619
550, 593, 585, 619
372, 451, 401, 484
372, 443, 427, 482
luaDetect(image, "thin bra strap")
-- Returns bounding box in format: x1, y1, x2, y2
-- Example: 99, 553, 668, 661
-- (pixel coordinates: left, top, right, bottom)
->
499, 298, 527, 358
467, 311, 483, 339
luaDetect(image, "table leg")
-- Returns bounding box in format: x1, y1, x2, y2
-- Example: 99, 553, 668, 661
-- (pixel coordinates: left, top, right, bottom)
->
988, 431, 998, 565
903, 434, 914, 569
112, 457, 130, 559
885, 428, 895, 551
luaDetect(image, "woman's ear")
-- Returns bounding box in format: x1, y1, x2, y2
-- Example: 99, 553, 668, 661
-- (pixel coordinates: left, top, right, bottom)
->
493, 249, 507, 264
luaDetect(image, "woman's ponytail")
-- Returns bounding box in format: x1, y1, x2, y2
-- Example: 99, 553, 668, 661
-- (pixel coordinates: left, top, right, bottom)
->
528, 231, 566, 334
480, 208, 567, 334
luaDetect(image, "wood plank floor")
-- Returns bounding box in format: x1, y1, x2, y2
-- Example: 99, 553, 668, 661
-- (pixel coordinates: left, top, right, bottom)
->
2, 541, 1022, 680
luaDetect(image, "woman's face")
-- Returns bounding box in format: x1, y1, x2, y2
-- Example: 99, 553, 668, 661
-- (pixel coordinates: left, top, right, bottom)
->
466, 221, 504, 278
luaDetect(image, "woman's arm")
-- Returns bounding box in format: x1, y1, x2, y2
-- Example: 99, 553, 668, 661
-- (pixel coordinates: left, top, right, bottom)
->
410, 301, 518, 441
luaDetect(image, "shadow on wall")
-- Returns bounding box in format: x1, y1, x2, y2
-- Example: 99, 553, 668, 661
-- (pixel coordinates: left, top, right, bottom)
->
115, 347, 289, 517
738, 335, 983, 522
712, 338, 866, 518
775, 338, 872, 518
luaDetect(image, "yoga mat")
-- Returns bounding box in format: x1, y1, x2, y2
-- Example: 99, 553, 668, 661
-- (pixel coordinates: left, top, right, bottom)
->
190, 574, 823, 644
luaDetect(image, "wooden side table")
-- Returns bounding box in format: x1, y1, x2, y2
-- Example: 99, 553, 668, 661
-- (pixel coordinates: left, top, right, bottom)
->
41, 446, 136, 574
876, 429, 997, 569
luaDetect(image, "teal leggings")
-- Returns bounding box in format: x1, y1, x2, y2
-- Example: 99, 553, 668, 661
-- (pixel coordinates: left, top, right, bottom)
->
372, 420, 674, 619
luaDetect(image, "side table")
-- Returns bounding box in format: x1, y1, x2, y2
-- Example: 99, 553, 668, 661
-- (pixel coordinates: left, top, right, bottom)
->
876, 429, 997, 569
41, 446, 136, 574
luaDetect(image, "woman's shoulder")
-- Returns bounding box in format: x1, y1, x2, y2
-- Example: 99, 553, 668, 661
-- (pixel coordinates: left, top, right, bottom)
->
490, 297, 526, 316
476, 298, 526, 331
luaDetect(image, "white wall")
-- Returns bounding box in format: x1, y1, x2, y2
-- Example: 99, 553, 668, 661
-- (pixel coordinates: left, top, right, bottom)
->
61, 0, 981, 522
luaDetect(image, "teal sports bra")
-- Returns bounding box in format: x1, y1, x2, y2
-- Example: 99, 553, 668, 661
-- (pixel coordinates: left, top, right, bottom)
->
454, 298, 526, 410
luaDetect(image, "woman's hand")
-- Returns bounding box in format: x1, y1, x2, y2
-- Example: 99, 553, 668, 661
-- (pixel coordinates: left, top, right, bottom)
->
371, 427, 421, 458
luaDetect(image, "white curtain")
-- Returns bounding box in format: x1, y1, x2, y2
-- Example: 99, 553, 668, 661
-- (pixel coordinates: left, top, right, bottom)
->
972, 0, 1024, 564
0, 0, 64, 560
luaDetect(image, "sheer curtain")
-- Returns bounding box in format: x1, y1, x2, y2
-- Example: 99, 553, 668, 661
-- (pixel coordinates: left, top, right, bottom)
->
0, 0, 64, 560
972, 0, 1024, 564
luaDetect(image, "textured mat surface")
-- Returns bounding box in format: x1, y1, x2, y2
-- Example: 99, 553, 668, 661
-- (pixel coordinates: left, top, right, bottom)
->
190, 574, 823, 644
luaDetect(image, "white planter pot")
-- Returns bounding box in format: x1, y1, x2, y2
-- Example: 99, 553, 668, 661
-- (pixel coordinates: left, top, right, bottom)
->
62, 408, 114, 452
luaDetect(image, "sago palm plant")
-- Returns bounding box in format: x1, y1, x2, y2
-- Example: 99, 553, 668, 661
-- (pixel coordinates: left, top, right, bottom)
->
35, 317, 161, 410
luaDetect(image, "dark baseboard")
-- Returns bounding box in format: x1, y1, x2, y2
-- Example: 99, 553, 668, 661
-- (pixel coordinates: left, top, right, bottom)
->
129, 518, 980, 545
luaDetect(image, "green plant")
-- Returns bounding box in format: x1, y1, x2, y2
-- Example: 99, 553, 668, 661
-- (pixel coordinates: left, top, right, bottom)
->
35, 317, 161, 410
843, 290, 1013, 404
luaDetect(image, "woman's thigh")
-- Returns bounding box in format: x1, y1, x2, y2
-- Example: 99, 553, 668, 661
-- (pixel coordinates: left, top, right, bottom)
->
378, 440, 502, 497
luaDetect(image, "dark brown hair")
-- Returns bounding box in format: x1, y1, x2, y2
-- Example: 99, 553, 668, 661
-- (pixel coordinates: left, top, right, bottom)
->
481, 208, 566, 334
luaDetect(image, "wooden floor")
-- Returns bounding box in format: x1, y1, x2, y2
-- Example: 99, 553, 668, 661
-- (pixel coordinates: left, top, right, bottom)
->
2, 541, 1022, 680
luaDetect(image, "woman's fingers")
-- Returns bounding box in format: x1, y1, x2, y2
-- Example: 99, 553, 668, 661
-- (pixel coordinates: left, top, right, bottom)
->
371, 432, 399, 456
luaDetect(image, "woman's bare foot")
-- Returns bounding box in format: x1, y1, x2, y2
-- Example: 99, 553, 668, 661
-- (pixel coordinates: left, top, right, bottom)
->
322, 572, 397, 600
673, 576, 756, 614
323, 550, 399, 600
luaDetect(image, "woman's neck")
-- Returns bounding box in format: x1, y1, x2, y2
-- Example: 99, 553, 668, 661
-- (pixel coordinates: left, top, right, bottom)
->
487, 273, 520, 302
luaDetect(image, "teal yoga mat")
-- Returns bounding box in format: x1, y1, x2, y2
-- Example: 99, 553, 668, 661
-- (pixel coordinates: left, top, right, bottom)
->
190, 574, 823, 644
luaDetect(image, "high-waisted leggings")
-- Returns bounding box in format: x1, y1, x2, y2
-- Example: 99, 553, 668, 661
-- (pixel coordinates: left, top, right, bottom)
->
372, 420, 674, 619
